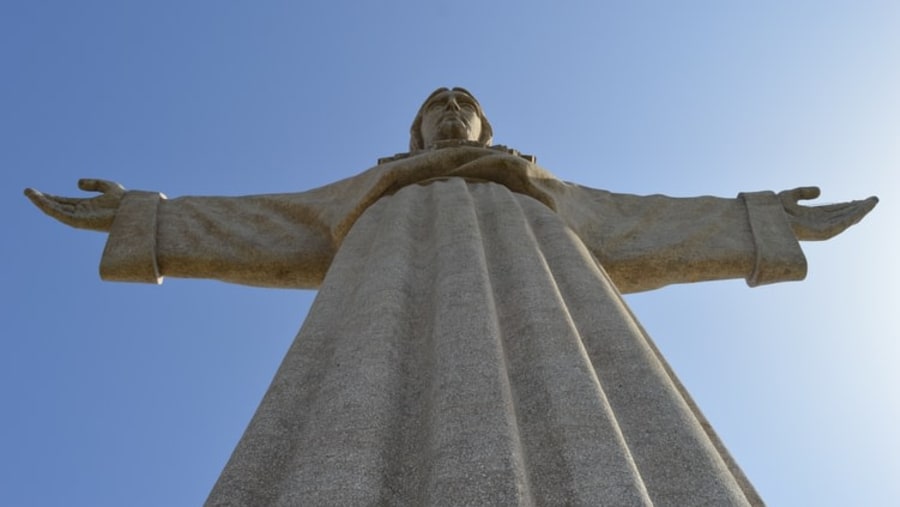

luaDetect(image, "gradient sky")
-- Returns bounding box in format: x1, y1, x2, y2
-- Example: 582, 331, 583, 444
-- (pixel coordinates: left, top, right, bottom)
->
3, 2, 898, 506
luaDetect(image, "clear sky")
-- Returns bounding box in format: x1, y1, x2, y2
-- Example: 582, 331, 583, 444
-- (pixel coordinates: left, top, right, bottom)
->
3, 2, 898, 505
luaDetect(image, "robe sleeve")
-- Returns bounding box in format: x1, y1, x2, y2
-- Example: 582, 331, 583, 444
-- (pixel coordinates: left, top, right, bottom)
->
99, 190, 337, 289
558, 185, 807, 294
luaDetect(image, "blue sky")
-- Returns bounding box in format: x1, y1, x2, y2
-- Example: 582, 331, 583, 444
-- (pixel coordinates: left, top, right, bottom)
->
3, 2, 898, 505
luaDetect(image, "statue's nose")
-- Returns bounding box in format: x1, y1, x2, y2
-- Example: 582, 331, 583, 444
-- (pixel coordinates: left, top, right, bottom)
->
445, 98, 461, 111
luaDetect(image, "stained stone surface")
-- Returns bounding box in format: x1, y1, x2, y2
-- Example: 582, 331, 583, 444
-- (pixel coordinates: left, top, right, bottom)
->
26, 87, 878, 506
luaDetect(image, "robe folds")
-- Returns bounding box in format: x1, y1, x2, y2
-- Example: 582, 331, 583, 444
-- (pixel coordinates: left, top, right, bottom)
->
100, 147, 805, 506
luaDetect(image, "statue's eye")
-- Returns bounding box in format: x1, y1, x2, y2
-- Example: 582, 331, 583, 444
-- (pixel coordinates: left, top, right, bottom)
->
427, 101, 445, 110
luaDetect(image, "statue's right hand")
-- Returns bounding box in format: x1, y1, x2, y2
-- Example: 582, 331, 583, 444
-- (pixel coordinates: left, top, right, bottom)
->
24, 178, 125, 232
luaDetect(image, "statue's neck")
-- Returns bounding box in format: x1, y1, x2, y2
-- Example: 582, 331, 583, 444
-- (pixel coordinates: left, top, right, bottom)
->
377, 141, 536, 165
427, 139, 490, 150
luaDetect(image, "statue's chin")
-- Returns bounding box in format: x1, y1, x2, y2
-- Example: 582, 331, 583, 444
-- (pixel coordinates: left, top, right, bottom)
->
440, 120, 472, 138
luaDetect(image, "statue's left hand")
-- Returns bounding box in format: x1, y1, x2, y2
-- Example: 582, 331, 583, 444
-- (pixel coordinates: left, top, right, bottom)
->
779, 186, 878, 241
24, 178, 126, 232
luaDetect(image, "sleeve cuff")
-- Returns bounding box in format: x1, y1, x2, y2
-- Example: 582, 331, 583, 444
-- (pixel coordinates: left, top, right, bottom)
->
100, 191, 166, 284
739, 191, 807, 287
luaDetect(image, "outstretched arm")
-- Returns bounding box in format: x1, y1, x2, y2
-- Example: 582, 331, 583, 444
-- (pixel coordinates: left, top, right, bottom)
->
559, 184, 877, 293
25, 180, 339, 289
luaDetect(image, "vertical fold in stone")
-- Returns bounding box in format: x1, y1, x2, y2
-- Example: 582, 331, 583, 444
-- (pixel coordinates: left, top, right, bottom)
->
207, 174, 430, 505
472, 183, 653, 505
413, 179, 533, 505
519, 192, 752, 505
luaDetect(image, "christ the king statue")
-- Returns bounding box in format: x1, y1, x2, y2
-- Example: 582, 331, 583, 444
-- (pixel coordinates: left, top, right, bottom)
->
27, 88, 876, 506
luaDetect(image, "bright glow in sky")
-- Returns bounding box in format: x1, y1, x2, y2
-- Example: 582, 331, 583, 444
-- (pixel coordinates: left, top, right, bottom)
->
3, 2, 898, 506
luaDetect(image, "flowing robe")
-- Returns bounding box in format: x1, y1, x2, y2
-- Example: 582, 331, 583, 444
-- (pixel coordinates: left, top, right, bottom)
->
99, 147, 805, 506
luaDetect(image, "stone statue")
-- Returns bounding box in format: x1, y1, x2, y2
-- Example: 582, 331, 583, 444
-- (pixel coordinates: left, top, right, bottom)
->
26, 87, 877, 506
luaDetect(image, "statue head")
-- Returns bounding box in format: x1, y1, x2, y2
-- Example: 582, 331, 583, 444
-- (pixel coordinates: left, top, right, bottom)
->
409, 87, 493, 151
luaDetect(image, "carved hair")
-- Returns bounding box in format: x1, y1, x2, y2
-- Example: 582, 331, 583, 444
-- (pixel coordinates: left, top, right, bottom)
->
409, 87, 493, 152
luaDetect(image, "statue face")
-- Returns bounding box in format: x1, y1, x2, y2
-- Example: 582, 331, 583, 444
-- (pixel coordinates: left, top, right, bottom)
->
419, 89, 483, 147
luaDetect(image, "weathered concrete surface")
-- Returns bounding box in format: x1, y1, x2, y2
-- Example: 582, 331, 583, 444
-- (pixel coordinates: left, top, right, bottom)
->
25, 87, 878, 506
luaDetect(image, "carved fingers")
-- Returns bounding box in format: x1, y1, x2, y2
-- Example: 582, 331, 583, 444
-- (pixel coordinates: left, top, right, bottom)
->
24, 179, 126, 232
779, 186, 878, 241
77, 178, 124, 195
